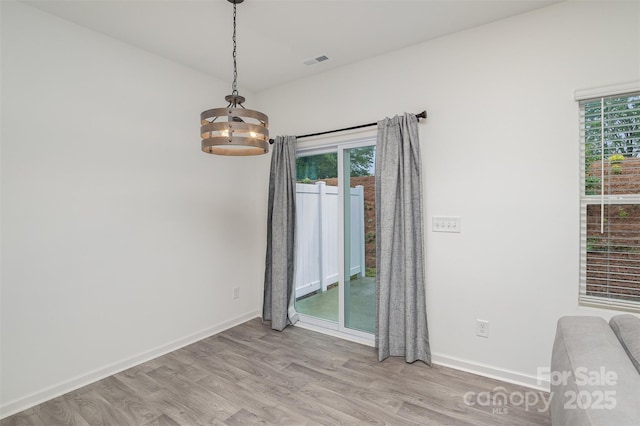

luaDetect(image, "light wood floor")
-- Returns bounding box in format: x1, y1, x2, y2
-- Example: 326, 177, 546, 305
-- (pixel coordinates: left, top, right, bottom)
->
1, 318, 551, 425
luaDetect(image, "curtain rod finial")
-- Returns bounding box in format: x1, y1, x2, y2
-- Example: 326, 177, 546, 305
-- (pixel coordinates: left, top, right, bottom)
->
416, 110, 427, 120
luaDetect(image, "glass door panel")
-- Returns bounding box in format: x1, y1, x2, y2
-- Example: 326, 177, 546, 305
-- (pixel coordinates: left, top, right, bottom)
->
294, 152, 339, 323
343, 146, 376, 334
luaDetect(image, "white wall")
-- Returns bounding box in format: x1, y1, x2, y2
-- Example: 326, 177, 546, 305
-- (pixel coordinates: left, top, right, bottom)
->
1, 1, 266, 415
2, 0, 639, 416
256, 0, 640, 389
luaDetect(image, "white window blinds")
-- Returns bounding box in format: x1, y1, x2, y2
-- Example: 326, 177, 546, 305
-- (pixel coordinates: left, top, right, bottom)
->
579, 90, 640, 311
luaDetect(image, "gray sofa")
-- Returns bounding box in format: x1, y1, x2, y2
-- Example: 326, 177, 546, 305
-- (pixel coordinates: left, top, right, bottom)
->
550, 315, 640, 426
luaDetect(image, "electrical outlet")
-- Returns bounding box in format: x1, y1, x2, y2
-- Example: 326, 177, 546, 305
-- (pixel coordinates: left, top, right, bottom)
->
476, 319, 489, 338
233, 287, 240, 299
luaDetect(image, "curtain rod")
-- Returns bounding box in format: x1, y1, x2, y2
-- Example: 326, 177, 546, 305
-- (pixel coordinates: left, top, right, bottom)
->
268, 110, 427, 144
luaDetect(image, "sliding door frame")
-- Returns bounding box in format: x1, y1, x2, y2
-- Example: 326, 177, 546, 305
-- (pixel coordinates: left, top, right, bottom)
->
295, 135, 376, 346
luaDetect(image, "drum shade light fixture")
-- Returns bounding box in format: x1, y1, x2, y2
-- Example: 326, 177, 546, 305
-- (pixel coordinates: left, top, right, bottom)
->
200, 0, 269, 156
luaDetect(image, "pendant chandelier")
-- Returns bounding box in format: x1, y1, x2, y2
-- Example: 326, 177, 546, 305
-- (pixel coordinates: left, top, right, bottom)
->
200, 0, 269, 156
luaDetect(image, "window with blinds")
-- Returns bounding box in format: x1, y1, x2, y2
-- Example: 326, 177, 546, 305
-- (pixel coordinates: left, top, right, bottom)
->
579, 90, 640, 311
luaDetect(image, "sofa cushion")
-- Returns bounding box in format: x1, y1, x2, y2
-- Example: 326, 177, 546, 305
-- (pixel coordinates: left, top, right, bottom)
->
550, 316, 640, 426
609, 314, 640, 374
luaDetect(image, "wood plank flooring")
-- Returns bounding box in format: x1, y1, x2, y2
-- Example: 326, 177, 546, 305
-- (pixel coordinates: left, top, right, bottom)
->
1, 319, 551, 425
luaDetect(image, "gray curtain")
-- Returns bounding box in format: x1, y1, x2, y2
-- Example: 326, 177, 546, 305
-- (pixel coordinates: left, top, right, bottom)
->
375, 113, 431, 364
263, 136, 298, 331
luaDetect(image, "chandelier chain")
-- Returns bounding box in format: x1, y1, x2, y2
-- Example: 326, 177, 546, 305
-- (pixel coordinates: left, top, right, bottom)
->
231, 1, 238, 97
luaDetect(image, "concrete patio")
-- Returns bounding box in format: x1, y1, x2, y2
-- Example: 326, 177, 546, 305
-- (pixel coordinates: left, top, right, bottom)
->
294, 276, 376, 334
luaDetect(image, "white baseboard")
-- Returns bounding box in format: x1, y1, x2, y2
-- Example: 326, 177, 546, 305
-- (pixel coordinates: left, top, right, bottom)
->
431, 353, 550, 392
0, 310, 261, 419
293, 324, 549, 392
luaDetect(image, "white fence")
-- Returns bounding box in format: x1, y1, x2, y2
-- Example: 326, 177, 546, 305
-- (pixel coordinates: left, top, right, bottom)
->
295, 182, 366, 299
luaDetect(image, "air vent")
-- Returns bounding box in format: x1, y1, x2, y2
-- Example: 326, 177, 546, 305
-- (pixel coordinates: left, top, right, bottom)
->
304, 55, 330, 66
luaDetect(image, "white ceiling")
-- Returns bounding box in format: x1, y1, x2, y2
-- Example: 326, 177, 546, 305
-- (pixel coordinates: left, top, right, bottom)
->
24, 0, 561, 92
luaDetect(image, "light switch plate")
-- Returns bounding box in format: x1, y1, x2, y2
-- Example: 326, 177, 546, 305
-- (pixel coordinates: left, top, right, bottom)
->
432, 216, 461, 233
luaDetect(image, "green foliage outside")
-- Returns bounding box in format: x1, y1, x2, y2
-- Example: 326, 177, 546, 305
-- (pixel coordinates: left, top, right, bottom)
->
348, 146, 376, 177
585, 176, 601, 195
586, 236, 601, 251
617, 207, 629, 218
296, 146, 375, 181
297, 153, 338, 181
583, 95, 640, 193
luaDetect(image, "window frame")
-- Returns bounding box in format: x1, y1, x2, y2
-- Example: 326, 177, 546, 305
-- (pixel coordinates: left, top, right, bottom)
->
577, 82, 640, 312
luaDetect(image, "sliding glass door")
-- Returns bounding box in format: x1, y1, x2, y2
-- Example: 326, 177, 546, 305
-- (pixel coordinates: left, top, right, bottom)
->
294, 138, 376, 342
343, 145, 376, 335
